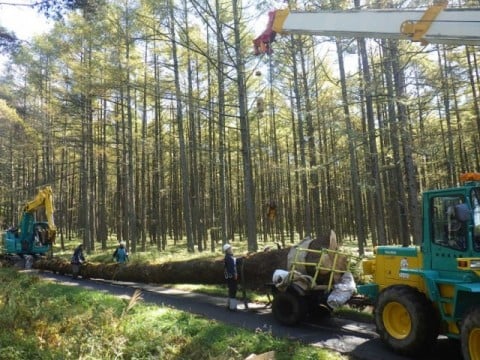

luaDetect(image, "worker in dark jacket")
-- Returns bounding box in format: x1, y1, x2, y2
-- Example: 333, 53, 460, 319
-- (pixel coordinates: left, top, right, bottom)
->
71, 244, 85, 279
223, 243, 238, 311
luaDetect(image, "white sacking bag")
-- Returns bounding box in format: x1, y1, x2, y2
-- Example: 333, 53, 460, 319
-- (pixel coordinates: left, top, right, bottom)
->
272, 269, 289, 284
327, 272, 356, 309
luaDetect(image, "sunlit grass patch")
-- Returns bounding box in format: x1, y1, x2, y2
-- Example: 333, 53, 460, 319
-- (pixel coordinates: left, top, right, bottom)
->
0, 269, 347, 360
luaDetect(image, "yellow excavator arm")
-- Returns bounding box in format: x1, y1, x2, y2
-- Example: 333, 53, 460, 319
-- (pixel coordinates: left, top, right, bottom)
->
3, 186, 57, 255
23, 186, 57, 242
254, 3, 480, 54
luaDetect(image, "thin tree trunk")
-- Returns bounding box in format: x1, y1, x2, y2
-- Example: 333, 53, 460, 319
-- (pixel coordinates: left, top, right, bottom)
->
382, 39, 409, 246
390, 42, 421, 243
124, 9, 137, 253
299, 40, 322, 239
357, 37, 386, 245
169, 0, 194, 252
97, 98, 108, 249
153, 51, 166, 250
232, 0, 257, 252
182, 0, 201, 252
214, 0, 229, 247
140, 41, 149, 251
336, 39, 366, 255
437, 47, 456, 186
466, 47, 480, 170
290, 40, 310, 238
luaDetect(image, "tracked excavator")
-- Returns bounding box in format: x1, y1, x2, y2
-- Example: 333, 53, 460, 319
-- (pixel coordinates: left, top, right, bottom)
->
2, 186, 56, 259
254, 4, 480, 360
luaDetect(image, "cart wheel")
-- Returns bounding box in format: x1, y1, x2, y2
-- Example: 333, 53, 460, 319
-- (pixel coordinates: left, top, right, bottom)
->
310, 303, 332, 320
272, 291, 307, 326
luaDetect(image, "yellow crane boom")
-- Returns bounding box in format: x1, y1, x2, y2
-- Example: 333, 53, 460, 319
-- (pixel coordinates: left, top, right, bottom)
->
254, 3, 480, 54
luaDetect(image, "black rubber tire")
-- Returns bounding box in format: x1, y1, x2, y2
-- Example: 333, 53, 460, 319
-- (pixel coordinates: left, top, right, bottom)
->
272, 291, 307, 326
461, 305, 480, 360
375, 285, 439, 356
310, 303, 332, 320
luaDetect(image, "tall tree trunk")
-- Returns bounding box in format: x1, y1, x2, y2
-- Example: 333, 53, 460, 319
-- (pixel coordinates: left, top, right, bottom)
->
79, 23, 95, 253
140, 41, 149, 251
290, 40, 310, 238
97, 98, 108, 249
382, 39, 409, 246
169, 0, 194, 252
287, 84, 303, 240
312, 56, 334, 232
390, 42, 421, 243
336, 39, 366, 255
357, 37, 386, 245
232, 0, 257, 252
466, 47, 480, 170
437, 47, 456, 186
182, 0, 201, 252
153, 51, 166, 250
125, 10, 136, 252
299, 41, 322, 239
214, 0, 229, 246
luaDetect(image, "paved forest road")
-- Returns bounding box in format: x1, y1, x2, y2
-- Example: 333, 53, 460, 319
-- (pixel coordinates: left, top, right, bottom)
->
34, 271, 462, 360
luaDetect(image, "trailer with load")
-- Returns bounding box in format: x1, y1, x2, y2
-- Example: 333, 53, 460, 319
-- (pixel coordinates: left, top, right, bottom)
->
269, 235, 364, 327
268, 174, 480, 359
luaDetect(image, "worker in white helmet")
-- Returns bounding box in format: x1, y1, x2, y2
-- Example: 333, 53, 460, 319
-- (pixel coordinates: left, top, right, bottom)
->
223, 243, 238, 311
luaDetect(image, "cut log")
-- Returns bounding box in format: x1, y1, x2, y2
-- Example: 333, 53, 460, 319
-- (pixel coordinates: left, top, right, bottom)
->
32, 247, 290, 291
29, 232, 346, 291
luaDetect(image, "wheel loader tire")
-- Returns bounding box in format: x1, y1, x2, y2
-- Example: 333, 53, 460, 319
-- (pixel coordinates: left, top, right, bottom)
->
272, 291, 307, 326
461, 305, 480, 360
375, 285, 439, 356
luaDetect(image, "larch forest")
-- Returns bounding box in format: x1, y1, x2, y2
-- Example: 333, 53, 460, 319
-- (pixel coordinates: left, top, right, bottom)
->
0, 0, 479, 258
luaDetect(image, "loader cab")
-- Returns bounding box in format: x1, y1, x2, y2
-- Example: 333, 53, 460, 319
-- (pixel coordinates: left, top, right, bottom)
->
423, 177, 480, 275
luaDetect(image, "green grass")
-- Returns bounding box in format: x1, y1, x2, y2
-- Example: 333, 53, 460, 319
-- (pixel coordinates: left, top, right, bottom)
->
0, 268, 348, 360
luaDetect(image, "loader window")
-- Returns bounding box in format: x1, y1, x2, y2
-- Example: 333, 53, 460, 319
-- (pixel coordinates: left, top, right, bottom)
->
431, 196, 467, 251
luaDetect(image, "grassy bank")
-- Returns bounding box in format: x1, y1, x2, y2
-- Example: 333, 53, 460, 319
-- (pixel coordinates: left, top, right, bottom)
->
0, 268, 347, 360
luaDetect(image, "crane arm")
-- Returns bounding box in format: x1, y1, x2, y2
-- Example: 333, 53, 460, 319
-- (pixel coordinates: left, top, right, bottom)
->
253, 4, 480, 55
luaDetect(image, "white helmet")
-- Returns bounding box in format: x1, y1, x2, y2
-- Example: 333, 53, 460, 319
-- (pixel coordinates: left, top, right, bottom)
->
223, 243, 232, 252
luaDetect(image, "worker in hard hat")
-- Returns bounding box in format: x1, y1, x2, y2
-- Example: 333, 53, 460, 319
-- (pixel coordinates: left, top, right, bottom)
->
223, 243, 238, 311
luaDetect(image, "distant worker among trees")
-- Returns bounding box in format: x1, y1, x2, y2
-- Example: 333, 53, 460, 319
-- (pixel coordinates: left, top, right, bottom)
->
113, 242, 129, 264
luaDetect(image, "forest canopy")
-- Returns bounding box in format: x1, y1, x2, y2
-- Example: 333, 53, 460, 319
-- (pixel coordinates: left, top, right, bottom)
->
0, 0, 479, 257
